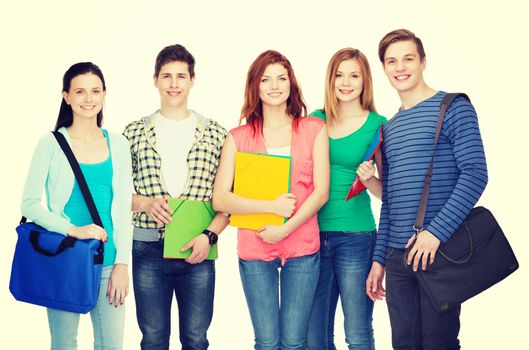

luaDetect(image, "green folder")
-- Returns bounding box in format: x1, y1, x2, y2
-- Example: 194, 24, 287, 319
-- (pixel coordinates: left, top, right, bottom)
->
163, 198, 217, 260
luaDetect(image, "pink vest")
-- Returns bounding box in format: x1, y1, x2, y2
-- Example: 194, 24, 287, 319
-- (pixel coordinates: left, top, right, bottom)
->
230, 117, 325, 263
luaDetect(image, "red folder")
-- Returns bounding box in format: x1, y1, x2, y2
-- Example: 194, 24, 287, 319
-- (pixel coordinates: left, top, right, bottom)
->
345, 125, 383, 201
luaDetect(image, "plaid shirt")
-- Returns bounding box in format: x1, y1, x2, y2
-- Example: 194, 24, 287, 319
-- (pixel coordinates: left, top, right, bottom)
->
123, 110, 227, 229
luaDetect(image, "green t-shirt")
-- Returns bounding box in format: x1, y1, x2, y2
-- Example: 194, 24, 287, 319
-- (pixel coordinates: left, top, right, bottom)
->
310, 109, 387, 232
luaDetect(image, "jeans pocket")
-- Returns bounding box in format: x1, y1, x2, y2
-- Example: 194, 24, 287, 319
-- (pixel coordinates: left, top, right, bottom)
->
195, 259, 216, 275
132, 240, 155, 258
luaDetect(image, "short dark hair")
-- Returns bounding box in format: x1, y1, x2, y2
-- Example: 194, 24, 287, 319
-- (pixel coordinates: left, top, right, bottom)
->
55, 62, 106, 131
378, 29, 426, 63
154, 44, 195, 78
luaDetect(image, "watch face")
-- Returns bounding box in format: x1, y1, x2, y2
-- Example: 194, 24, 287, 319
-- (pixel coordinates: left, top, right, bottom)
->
209, 233, 218, 245
203, 230, 218, 245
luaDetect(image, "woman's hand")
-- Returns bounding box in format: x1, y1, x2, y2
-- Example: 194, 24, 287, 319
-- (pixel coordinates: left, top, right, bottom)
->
107, 264, 129, 307
366, 261, 386, 302
270, 193, 297, 218
256, 225, 288, 244
357, 161, 376, 185
67, 224, 107, 241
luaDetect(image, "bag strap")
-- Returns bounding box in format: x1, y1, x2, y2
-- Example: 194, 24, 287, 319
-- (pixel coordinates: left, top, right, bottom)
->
413, 93, 470, 233
29, 230, 77, 257
52, 131, 104, 228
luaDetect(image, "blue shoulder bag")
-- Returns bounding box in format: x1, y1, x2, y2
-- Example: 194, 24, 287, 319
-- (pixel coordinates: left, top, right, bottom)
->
9, 131, 105, 313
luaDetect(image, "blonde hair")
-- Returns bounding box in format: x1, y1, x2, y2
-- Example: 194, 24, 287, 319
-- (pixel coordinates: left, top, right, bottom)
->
323, 48, 376, 125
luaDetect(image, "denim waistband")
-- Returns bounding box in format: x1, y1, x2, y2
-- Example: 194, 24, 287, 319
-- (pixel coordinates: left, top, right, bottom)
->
320, 230, 376, 235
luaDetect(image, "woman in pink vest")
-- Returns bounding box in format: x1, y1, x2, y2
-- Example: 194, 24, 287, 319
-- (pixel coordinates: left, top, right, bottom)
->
213, 50, 330, 349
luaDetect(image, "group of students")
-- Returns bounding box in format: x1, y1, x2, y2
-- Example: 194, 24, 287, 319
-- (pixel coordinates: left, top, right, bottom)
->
20, 28, 488, 350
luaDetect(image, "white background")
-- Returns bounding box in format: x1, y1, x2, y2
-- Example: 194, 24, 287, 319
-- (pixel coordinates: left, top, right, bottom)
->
1, 1, 527, 349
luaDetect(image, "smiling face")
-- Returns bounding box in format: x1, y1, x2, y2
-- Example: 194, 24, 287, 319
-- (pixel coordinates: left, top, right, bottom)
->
154, 60, 194, 110
62, 73, 105, 121
334, 59, 364, 105
259, 63, 290, 108
383, 40, 426, 94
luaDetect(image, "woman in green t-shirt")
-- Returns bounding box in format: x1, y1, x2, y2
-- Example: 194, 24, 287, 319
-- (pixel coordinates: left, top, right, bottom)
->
307, 48, 387, 350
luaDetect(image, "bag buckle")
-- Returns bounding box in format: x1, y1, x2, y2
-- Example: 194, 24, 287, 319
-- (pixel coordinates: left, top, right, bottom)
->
413, 225, 423, 234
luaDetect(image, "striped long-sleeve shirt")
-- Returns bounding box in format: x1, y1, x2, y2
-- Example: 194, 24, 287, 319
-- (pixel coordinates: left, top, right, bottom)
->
373, 91, 488, 265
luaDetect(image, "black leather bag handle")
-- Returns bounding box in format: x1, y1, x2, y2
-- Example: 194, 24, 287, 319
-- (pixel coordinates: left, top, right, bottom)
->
24, 131, 105, 262
439, 223, 474, 264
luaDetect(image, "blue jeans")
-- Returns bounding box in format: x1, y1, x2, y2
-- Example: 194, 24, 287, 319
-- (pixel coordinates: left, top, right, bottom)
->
132, 240, 215, 350
386, 247, 461, 350
47, 265, 125, 350
307, 231, 375, 350
239, 252, 320, 350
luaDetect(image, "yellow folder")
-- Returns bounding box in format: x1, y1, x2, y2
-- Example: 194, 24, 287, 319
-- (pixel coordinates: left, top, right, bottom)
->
230, 152, 291, 230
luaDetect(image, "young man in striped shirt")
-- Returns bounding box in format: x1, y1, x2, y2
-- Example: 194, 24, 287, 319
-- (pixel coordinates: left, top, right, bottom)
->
366, 29, 488, 349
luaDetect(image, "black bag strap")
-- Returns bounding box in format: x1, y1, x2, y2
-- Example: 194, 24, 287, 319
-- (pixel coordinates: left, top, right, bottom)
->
412, 93, 474, 264
20, 131, 105, 265
414, 93, 470, 232
52, 131, 104, 228
29, 231, 77, 257
21, 131, 105, 262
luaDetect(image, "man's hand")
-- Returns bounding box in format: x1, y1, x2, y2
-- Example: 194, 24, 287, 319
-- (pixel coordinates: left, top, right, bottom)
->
181, 235, 211, 264
141, 198, 172, 225
366, 261, 386, 302
405, 229, 441, 271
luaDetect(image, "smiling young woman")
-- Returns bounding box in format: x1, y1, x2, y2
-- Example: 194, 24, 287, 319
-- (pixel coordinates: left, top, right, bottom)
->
213, 50, 330, 350
306, 48, 387, 350
20, 62, 133, 350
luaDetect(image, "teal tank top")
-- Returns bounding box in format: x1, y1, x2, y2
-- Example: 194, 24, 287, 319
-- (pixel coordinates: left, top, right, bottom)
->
64, 129, 116, 266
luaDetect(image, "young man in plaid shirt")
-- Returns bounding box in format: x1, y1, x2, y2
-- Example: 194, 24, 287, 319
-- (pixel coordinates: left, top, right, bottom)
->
123, 44, 228, 350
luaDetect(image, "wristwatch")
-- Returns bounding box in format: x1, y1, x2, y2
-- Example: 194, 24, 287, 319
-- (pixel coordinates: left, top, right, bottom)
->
202, 229, 218, 245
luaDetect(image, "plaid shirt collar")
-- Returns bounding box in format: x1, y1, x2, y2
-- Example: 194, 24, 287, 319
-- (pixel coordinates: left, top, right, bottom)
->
141, 109, 209, 146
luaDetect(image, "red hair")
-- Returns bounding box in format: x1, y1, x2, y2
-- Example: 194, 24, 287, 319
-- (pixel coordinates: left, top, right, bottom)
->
240, 50, 307, 131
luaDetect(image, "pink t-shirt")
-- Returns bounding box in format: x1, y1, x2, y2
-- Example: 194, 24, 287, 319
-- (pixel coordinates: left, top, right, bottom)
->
230, 117, 325, 263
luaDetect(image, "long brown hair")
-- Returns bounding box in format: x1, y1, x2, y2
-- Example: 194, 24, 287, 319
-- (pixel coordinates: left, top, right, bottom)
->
55, 62, 106, 131
240, 50, 307, 131
323, 48, 376, 125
